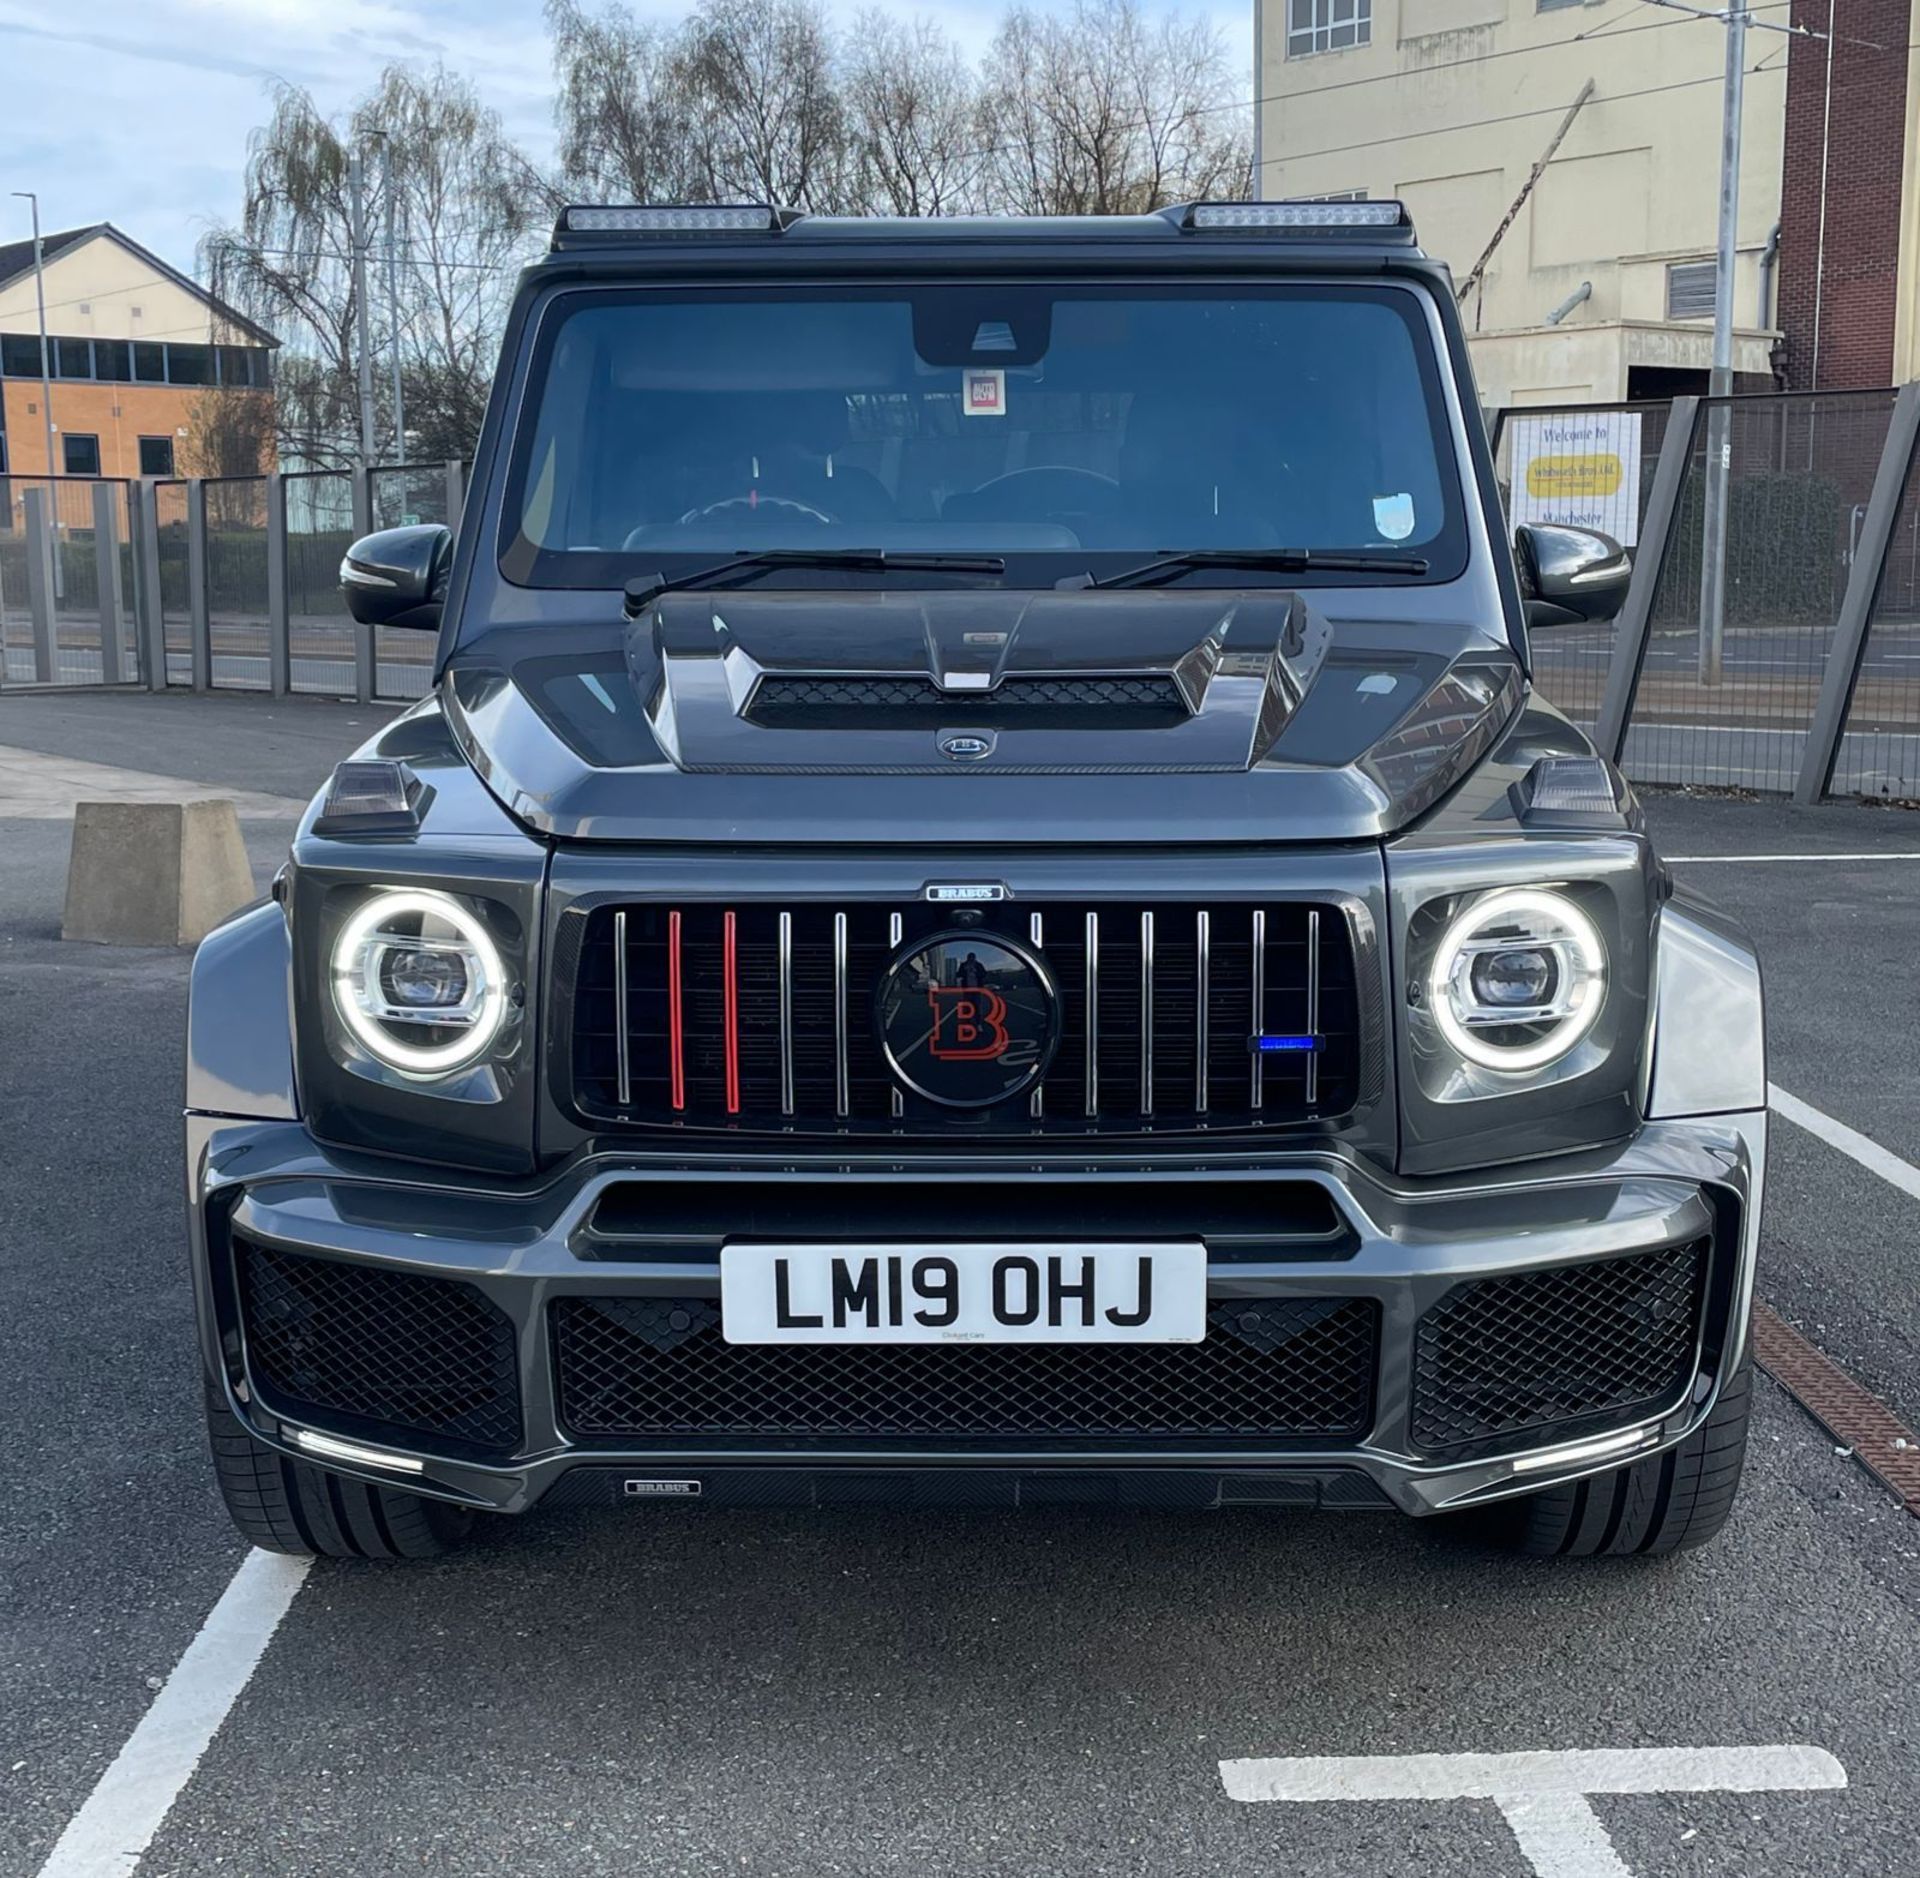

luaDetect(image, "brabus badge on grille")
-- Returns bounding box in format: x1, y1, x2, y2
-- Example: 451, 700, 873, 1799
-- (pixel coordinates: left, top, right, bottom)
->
925, 882, 1008, 902
875, 930, 1060, 1109
940, 731, 996, 761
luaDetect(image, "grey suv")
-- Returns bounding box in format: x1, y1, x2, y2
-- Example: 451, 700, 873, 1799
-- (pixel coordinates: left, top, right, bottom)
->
187, 201, 1763, 1561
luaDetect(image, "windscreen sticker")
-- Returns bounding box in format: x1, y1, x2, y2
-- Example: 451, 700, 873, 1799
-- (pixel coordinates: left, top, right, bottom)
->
1372, 492, 1416, 540
963, 368, 1007, 417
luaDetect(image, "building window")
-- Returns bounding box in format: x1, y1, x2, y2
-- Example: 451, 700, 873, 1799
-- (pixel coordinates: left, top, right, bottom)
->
62, 433, 101, 476
94, 340, 132, 383
56, 337, 94, 379
137, 436, 176, 477
1302, 189, 1368, 202
1539, 0, 1586, 10
133, 342, 167, 383
1666, 260, 1718, 320
1, 333, 46, 377
166, 343, 213, 387
1288, 0, 1370, 56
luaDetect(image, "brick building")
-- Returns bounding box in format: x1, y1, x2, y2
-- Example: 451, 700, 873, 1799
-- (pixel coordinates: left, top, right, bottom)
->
1775, 0, 1919, 389
0, 223, 277, 479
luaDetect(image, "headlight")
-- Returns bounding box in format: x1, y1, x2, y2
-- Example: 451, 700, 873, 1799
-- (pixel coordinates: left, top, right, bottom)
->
332, 890, 506, 1075
1428, 888, 1605, 1071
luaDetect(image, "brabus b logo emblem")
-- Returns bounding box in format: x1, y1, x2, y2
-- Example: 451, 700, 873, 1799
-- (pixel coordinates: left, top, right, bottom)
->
876, 931, 1059, 1108
927, 984, 1010, 1060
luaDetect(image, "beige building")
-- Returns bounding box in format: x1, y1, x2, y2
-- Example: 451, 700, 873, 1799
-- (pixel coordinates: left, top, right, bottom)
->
0, 223, 276, 480
1257, 0, 1784, 408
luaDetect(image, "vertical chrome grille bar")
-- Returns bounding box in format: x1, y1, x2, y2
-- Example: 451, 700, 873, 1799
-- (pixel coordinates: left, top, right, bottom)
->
1139, 910, 1155, 1115
778, 910, 795, 1117
1305, 908, 1322, 1108
1084, 911, 1100, 1118
834, 911, 850, 1119
1250, 908, 1266, 1111
1194, 909, 1210, 1115
888, 912, 904, 1118
612, 909, 631, 1108
1029, 912, 1045, 1119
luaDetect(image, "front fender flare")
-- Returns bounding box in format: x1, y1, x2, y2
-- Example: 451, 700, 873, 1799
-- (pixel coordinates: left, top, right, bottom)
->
187, 899, 298, 1120
1646, 885, 1766, 1119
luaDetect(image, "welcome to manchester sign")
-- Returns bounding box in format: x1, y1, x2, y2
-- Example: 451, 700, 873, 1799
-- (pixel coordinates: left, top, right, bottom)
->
1508, 411, 1644, 547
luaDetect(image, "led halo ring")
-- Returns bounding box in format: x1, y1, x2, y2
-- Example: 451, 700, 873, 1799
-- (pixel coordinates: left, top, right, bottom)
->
1428, 887, 1606, 1073
331, 889, 506, 1075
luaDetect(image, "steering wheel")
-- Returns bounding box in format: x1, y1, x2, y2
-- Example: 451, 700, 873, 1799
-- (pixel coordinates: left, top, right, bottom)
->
679, 494, 838, 527
947, 466, 1121, 531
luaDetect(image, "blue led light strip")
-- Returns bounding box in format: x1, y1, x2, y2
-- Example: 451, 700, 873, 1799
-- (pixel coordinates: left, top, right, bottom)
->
1252, 1034, 1321, 1053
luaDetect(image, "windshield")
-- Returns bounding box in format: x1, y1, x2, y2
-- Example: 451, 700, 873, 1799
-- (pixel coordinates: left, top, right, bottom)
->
499, 281, 1468, 591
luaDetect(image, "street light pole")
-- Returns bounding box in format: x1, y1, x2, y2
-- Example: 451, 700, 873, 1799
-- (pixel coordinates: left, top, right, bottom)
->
1697, 0, 1749, 684
10, 191, 63, 600
377, 133, 405, 457
346, 151, 378, 469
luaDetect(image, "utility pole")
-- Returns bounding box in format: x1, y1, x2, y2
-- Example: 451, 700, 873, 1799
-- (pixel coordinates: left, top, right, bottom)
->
10, 190, 63, 599
1697, 0, 1749, 684
346, 151, 378, 468
379, 134, 405, 457
1251, 1, 1265, 189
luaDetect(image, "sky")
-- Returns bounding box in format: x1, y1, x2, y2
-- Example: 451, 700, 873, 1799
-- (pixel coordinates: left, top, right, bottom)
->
0, 0, 1255, 279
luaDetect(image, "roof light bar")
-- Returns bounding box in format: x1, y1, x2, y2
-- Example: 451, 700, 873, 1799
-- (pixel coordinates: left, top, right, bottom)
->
1186, 201, 1408, 230
562, 204, 781, 234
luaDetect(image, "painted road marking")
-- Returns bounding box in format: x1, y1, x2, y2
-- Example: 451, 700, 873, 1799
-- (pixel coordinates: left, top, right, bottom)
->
37, 1550, 308, 1878
1220, 1746, 1847, 1878
1668, 852, 1920, 863
1769, 1083, 1920, 1207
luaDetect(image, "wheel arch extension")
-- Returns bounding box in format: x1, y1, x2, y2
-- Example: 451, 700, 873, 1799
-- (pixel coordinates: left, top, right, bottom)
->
188, 899, 299, 1120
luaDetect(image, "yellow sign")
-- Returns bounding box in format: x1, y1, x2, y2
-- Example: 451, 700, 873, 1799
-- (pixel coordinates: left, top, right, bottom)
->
1525, 453, 1625, 499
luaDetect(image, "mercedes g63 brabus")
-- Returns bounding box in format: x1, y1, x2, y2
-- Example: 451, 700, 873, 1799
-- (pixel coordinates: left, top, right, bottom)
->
187, 200, 1766, 1561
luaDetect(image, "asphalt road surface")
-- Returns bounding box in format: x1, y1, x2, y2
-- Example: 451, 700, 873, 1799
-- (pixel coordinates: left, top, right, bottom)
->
3, 691, 1920, 1878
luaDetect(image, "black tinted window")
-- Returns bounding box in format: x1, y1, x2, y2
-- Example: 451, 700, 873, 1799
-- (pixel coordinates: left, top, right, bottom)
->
501, 283, 1465, 592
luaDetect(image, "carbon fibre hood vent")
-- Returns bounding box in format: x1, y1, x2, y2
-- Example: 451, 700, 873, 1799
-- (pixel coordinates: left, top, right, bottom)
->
638, 590, 1326, 774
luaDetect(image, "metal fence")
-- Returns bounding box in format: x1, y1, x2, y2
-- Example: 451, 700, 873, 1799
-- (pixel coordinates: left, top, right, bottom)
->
1492, 385, 1920, 801
0, 460, 463, 705
14, 411, 1920, 801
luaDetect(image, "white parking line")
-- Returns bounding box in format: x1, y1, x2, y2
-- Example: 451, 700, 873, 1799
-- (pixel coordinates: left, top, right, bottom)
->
1769, 1084, 1920, 1207
1220, 1745, 1847, 1878
37, 1550, 308, 1878
1668, 853, 1920, 863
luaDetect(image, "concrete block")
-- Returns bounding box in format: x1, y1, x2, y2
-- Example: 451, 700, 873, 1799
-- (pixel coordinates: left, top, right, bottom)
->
62, 800, 258, 947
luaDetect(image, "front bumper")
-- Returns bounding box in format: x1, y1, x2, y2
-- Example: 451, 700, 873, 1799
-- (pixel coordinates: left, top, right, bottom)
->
187, 1113, 1763, 1521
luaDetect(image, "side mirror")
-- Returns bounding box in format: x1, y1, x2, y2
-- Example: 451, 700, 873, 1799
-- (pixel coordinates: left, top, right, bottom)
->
341, 524, 453, 631
1514, 523, 1631, 630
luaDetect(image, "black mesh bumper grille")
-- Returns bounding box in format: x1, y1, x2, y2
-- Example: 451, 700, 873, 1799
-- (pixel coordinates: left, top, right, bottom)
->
1409, 1239, 1710, 1457
550, 1295, 1379, 1442
237, 1239, 522, 1457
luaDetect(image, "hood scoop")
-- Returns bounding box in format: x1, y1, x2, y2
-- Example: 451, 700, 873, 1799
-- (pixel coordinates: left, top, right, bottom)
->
635, 590, 1331, 775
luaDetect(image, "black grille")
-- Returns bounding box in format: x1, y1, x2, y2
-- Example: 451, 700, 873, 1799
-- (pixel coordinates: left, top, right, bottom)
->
1409, 1240, 1709, 1457
567, 899, 1362, 1136
747, 674, 1189, 729
237, 1239, 522, 1457
551, 1295, 1379, 1441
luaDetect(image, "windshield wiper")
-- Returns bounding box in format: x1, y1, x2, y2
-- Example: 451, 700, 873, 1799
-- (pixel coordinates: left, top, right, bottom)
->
622, 549, 1007, 618
1084, 547, 1429, 591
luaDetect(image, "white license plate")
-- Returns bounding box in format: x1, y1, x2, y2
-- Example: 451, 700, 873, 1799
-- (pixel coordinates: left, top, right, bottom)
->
720, 1243, 1207, 1346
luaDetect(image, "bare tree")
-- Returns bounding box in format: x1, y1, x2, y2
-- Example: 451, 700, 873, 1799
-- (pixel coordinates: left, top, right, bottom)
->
980, 0, 1248, 216
202, 70, 541, 468
843, 12, 987, 215
676, 0, 852, 209
545, 0, 693, 201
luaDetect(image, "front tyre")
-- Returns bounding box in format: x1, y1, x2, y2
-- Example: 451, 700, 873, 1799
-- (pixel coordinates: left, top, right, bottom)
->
1493, 1363, 1752, 1558
204, 1384, 473, 1560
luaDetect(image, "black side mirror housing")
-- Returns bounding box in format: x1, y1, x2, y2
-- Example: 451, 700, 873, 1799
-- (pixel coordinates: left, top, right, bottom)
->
341, 524, 454, 631
1514, 523, 1632, 631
